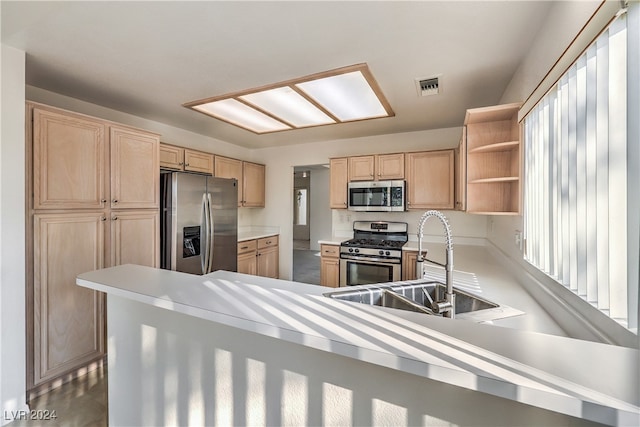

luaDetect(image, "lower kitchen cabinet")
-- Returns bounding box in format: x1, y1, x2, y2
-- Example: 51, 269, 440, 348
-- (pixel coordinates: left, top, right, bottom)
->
237, 240, 258, 275
237, 235, 279, 279
32, 213, 106, 386
320, 244, 340, 287
402, 250, 419, 281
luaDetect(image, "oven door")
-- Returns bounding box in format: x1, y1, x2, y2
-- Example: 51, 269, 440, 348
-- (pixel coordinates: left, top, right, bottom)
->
339, 256, 401, 286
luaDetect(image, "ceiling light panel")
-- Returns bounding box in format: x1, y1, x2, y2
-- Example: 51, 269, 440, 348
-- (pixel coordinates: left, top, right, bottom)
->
193, 99, 290, 133
295, 71, 388, 122
240, 87, 335, 128
184, 63, 394, 134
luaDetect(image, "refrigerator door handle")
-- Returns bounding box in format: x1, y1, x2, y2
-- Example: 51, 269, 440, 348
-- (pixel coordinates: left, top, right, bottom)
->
201, 193, 210, 274
207, 193, 215, 273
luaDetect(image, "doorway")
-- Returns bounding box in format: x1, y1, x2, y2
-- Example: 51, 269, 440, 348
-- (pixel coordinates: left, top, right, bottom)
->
293, 171, 310, 248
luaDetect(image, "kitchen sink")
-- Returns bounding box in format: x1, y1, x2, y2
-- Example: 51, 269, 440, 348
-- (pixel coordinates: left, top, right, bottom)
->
324, 281, 506, 321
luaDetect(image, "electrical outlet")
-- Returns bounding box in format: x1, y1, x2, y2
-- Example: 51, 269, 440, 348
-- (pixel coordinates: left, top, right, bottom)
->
515, 230, 523, 250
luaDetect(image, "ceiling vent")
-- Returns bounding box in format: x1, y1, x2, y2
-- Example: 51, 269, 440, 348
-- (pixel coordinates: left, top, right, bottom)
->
415, 76, 440, 97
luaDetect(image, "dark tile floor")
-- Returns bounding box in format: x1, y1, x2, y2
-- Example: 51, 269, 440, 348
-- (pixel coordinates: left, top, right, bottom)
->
8, 367, 107, 427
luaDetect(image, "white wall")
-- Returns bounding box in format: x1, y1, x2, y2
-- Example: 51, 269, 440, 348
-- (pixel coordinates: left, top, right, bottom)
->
0, 44, 28, 424
252, 127, 489, 279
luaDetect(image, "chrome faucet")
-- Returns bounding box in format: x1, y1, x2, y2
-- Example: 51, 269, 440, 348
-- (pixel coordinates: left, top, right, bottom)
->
416, 210, 455, 318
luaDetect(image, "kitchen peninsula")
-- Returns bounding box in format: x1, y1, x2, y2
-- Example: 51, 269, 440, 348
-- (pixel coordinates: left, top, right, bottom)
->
77, 264, 639, 426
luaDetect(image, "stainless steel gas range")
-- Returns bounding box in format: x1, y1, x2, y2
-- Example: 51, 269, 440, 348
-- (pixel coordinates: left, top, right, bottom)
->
340, 221, 408, 286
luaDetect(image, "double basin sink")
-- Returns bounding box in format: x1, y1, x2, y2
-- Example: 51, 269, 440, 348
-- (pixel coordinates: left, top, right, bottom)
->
324, 281, 507, 321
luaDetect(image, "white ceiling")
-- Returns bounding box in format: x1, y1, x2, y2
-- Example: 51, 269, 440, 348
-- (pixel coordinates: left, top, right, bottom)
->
2, 1, 552, 149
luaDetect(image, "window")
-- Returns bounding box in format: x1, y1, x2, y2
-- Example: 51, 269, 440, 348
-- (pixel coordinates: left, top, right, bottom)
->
523, 10, 638, 332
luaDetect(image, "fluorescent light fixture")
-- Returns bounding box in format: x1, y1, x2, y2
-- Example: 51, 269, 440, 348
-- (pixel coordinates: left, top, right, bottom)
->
193, 99, 291, 133
295, 71, 388, 121
184, 63, 393, 134
240, 87, 335, 128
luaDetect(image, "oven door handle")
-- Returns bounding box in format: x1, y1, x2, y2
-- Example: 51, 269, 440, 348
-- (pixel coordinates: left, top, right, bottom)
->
340, 254, 401, 264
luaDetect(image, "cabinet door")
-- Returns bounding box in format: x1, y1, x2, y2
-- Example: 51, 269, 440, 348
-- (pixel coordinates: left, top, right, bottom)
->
33, 107, 107, 210
160, 144, 184, 170
320, 257, 340, 287
348, 155, 375, 181
215, 156, 244, 207
329, 158, 348, 209
33, 213, 106, 386
257, 246, 279, 278
376, 153, 405, 180
238, 251, 258, 275
184, 150, 213, 174
402, 251, 419, 281
243, 162, 266, 207
110, 126, 159, 209
110, 210, 159, 268
405, 150, 455, 210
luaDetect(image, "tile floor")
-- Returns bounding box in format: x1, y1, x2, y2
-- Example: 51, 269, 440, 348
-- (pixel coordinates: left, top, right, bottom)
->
293, 240, 322, 285
8, 367, 107, 427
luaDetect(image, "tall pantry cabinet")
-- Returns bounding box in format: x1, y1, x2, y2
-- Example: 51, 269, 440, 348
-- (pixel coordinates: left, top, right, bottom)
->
26, 103, 160, 394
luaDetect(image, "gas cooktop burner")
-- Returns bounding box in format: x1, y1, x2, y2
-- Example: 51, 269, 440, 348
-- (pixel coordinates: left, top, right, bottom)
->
341, 238, 406, 250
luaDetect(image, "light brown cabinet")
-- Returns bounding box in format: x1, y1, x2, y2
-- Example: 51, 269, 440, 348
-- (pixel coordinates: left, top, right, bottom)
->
402, 250, 419, 281
463, 103, 521, 215
27, 102, 160, 393
237, 240, 258, 275
257, 236, 279, 278
159, 144, 184, 170
348, 153, 404, 181
160, 143, 214, 175
242, 162, 266, 207
110, 126, 159, 209
320, 244, 340, 287
184, 149, 214, 174
110, 210, 160, 267
215, 157, 265, 207
33, 213, 106, 385
405, 150, 455, 210
455, 127, 467, 211
32, 108, 107, 210
329, 157, 349, 209
237, 235, 279, 278
215, 156, 243, 206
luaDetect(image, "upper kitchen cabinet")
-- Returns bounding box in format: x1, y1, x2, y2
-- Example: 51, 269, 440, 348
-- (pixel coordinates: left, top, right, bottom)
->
348, 153, 404, 181
110, 126, 159, 209
329, 157, 349, 209
161, 143, 213, 175
464, 103, 521, 215
184, 149, 214, 175
242, 161, 265, 207
159, 144, 184, 170
405, 150, 455, 210
214, 156, 245, 207
32, 107, 107, 210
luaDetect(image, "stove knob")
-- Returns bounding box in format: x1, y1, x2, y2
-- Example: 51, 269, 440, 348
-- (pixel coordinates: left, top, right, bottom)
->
349, 248, 354, 253
379, 250, 384, 256
385, 251, 391, 256
354, 249, 360, 253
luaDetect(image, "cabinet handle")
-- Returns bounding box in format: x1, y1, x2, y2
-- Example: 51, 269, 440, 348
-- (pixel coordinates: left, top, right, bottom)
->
185, 163, 190, 167
179, 162, 184, 166
112, 216, 118, 221
101, 199, 107, 203
112, 199, 118, 204
241, 246, 249, 250
266, 240, 272, 244
101, 216, 107, 221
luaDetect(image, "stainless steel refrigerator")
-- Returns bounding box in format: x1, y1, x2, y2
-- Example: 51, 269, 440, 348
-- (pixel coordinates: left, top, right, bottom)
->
160, 172, 238, 274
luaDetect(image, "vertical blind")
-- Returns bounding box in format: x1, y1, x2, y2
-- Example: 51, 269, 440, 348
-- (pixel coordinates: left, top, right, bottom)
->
523, 13, 634, 329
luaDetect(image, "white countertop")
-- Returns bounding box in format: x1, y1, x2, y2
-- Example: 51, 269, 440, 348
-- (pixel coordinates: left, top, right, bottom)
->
238, 226, 279, 242
77, 264, 639, 426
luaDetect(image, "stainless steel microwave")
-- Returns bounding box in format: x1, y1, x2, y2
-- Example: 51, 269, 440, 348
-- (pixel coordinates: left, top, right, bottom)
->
347, 180, 406, 212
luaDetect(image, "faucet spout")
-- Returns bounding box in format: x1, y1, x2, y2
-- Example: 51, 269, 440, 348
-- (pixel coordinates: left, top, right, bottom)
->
416, 210, 455, 318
